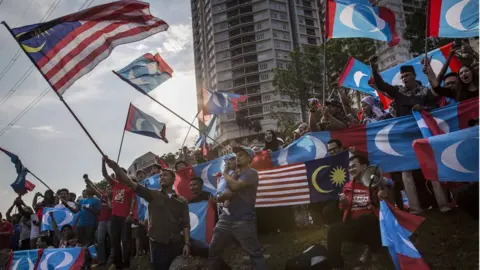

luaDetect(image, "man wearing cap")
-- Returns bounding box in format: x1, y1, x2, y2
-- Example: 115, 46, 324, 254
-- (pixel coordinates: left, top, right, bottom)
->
103, 157, 191, 270
207, 146, 267, 270
369, 56, 438, 117
369, 56, 451, 216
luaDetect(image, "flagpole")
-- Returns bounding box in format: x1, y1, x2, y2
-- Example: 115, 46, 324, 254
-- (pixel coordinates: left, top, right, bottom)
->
323, 39, 327, 106
112, 71, 228, 150
181, 110, 201, 149
116, 102, 131, 163
1, 21, 106, 157
27, 169, 60, 199
424, 1, 430, 59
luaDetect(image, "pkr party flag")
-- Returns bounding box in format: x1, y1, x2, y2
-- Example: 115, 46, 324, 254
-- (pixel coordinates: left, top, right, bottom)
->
115, 53, 173, 94
305, 151, 350, 202
125, 103, 168, 143
326, 0, 400, 46
8, 249, 41, 270
0, 147, 35, 195
428, 0, 479, 38
189, 201, 215, 245
41, 207, 79, 231
9, 1, 168, 95
379, 201, 428, 270
337, 57, 392, 109
201, 89, 247, 115
380, 43, 461, 88
37, 247, 85, 270
413, 126, 479, 182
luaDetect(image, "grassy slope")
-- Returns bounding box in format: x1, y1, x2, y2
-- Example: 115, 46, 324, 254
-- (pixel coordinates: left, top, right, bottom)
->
127, 209, 478, 270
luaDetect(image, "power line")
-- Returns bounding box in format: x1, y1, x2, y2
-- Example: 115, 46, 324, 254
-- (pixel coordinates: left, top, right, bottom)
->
0, 87, 50, 137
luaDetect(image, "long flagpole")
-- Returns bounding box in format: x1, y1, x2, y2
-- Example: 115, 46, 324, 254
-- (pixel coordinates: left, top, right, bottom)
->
181, 110, 201, 149
2, 22, 106, 157
424, 1, 430, 59
116, 102, 131, 163
112, 71, 228, 150
27, 169, 60, 199
323, 39, 327, 106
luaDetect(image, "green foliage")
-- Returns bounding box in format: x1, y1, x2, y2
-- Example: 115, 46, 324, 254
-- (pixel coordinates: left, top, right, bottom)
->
270, 112, 301, 140
160, 152, 176, 167
94, 179, 108, 191
404, 7, 453, 56
272, 39, 375, 123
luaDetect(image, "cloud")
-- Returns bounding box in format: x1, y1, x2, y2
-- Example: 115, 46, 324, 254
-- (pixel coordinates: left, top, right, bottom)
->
29, 125, 63, 133
157, 24, 193, 55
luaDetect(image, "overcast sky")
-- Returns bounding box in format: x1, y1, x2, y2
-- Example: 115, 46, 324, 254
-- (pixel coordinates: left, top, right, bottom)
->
0, 0, 197, 213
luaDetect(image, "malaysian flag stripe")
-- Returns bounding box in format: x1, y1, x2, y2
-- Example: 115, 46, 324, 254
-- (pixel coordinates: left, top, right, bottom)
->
258, 177, 307, 185
258, 184, 309, 192
256, 195, 311, 203
55, 21, 167, 93
258, 163, 305, 173
259, 171, 307, 179
257, 189, 310, 197
255, 163, 310, 207
12, 0, 168, 95
37, 3, 149, 69
258, 180, 308, 189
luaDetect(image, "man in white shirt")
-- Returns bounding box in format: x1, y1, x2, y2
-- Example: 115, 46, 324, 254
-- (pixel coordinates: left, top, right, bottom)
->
55, 189, 76, 208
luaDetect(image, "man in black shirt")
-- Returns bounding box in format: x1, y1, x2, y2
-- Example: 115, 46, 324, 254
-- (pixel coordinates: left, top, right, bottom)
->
189, 177, 212, 203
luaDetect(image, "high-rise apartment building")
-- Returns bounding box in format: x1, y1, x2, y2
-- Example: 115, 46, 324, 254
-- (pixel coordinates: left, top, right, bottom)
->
191, 0, 322, 146
375, 0, 426, 70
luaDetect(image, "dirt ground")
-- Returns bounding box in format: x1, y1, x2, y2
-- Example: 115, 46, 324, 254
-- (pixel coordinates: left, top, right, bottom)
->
118, 208, 478, 270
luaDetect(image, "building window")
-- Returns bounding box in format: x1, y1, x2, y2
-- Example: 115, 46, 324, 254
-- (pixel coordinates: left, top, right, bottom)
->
282, 23, 288, 30
220, 23, 227, 30
261, 83, 269, 91
256, 23, 262, 30
260, 73, 269, 80
275, 41, 281, 48
259, 63, 268, 70
256, 33, 264, 40
257, 43, 265, 50
263, 94, 271, 101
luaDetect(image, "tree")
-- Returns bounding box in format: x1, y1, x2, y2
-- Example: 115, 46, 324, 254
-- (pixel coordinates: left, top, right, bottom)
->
94, 179, 108, 191
160, 152, 176, 167
404, 5, 453, 56
270, 111, 301, 140
273, 39, 376, 123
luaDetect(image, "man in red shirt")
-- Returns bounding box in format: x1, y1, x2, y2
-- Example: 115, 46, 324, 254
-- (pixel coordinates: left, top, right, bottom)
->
327, 155, 392, 270
102, 161, 135, 269
0, 213, 13, 251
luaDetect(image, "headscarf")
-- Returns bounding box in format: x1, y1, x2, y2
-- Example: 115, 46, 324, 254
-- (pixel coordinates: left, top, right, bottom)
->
264, 130, 280, 151
361, 96, 388, 123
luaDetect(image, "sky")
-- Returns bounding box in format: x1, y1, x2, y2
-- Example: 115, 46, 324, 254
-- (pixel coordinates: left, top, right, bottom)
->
0, 0, 198, 214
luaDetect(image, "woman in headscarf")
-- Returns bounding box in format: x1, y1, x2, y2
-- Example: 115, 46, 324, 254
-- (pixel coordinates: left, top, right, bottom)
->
264, 130, 282, 151
360, 96, 391, 124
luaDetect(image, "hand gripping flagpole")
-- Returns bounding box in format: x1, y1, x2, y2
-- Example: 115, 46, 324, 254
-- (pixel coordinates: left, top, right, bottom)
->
116, 102, 131, 163
112, 71, 228, 150
2, 21, 107, 157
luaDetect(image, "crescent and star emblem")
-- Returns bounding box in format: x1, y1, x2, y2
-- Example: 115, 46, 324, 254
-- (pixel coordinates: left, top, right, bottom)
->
311, 165, 347, 193
15, 31, 47, 53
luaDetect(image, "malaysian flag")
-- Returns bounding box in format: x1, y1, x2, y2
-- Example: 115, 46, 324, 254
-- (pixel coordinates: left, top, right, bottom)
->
9, 1, 168, 95
256, 163, 310, 207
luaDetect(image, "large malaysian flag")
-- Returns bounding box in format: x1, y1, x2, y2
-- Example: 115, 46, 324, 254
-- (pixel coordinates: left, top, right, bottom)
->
256, 163, 310, 207
10, 0, 168, 95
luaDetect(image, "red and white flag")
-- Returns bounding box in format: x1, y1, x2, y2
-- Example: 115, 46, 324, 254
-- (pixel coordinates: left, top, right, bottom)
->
11, 0, 168, 94
256, 163, 310, 208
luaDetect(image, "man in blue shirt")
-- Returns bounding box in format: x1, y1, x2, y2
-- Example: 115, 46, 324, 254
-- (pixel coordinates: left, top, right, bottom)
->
208, 146, 267, 270
63, 184, 101, 246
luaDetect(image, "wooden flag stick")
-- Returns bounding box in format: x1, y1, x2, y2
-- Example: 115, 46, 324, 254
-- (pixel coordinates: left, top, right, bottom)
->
116, 102, 131, 163
1, 21, 106, 157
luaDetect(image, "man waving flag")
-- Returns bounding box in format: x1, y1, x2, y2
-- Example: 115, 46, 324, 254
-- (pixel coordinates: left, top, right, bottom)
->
5, 0, 168, 95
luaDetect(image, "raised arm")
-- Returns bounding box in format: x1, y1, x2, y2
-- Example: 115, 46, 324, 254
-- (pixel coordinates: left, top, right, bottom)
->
5, 202, 15, 222
369, 56, 398, 99
102, 159, 116, 186
436, 48, 455, 83
104, 157, 154, 203
422, 56, 441, 88
48, 212, 62, 239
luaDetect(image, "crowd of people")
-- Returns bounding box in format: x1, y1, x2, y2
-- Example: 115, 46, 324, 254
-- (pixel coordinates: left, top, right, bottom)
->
0, 42, 478, 270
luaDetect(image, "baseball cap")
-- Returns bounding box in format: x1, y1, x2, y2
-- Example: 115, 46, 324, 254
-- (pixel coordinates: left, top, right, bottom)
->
232, 146, 255, 160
